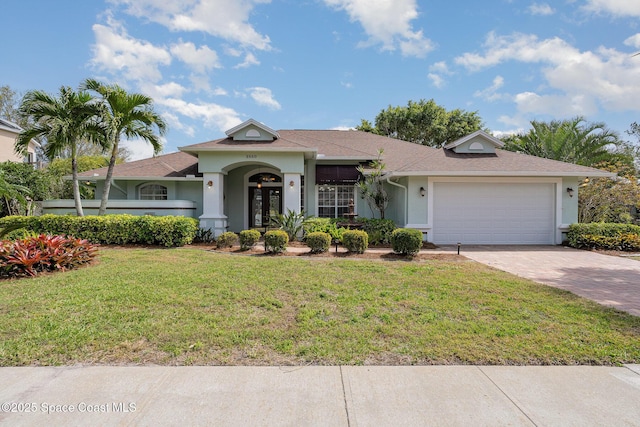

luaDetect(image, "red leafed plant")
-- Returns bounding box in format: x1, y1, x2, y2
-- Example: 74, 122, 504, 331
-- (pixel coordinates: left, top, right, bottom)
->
0, 234, 98, 278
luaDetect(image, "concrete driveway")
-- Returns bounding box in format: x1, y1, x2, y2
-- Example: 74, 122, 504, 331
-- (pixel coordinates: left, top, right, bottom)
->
456, 246, 640, 317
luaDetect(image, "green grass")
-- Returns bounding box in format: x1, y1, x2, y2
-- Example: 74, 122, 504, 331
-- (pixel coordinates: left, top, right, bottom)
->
1, 248, 639, 366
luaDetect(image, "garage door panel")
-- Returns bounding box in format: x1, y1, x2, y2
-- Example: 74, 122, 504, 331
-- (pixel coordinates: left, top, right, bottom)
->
433, 182, 555, 245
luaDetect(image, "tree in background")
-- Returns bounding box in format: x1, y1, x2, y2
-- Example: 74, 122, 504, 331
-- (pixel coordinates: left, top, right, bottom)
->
0, 85, 22, 125
0, 162, 51, 216
357, 99, 483, 147
16, 87, 104, 216
502, 116, 634, 170
578, 161, 640, 224
82, 79, 166, 215
356, 149, 390, 219
0, 171, 31, 216
625, 122, 640, 172
46, 156, 112, 201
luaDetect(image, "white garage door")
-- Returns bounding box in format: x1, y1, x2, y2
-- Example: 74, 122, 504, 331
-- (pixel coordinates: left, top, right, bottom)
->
432, 182, 555, 245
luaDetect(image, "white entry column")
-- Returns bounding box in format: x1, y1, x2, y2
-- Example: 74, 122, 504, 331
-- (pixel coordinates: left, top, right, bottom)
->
283, 173, 301, 214
199, 172, 227, 237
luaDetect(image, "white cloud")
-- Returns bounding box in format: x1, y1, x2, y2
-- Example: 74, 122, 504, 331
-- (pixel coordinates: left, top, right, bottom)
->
323, 0, 434, 57
428, 61, 452, 88
170, 41, 221, 73
491, 128, 525, 139
429, 61, 450, 74
624, 33, 640, 49
474, 75, 506, 101
110, 0, 272, 50
247, 87, 281, 110
583, 0, 640, 17
121, 137, 165, 161
234, 52, 260, 69
140, 82, 188, 99
528, 3, 554, 16
91, 17, 171, 82
455, 32, 640, 117
159, 97, 242, 131
428, 73, 445, 89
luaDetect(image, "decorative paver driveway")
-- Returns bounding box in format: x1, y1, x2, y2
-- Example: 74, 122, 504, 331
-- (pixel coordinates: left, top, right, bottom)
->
457, 246, 640, 317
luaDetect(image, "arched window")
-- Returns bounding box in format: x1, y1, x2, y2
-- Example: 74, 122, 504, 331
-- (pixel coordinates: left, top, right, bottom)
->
139, 184, 168, 200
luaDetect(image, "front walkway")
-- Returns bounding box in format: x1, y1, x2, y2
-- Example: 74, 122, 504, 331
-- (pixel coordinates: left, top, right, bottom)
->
2, 365, 640, 426
454, 245, 640, 317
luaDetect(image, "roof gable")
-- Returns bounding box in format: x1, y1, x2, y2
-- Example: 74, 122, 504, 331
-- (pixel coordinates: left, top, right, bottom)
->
225, 118, 279, 142
444, 130, 504, 154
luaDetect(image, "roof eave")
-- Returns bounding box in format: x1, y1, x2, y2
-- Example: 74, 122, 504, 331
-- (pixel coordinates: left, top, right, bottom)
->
387, 170, 616, 178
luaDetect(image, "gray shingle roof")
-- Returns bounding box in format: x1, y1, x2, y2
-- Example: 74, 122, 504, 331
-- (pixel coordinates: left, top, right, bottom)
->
83, 129, 613, 179
79, 151, 200, 178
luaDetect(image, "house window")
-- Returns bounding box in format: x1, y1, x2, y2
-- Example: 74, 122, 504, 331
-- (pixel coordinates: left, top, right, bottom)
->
139, 184, 168, 200
318, 185, 355, 218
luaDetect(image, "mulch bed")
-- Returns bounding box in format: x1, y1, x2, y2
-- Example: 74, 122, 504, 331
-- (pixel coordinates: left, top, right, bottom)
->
194, 241, 464, 262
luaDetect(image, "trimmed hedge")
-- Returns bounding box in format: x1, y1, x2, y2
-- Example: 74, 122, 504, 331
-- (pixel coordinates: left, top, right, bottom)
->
216, 231, 238, 249
264, 230, 289, 254
391, 228, 423, 256
302, 217, 396, 244
305, 231, 332, 253
568, 223, 640, 251
342, 230, 368, 254
239, 229, 261, 250
0, 214, 198, 247
359, 218, 396, 245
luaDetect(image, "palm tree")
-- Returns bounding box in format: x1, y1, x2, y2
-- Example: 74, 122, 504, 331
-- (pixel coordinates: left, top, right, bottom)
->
82, 79, 167, 215
502, 116, 626, 168
16, 87, 103, 216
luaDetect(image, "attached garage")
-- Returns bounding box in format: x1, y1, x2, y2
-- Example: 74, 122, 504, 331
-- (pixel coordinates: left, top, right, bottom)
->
431, 181, 556, 245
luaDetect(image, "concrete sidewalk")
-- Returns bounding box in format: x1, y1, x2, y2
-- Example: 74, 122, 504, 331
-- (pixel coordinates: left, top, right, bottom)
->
1, 365, 640, 426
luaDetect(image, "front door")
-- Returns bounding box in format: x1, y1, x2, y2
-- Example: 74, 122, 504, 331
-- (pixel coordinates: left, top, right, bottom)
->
249, 187, 282, 230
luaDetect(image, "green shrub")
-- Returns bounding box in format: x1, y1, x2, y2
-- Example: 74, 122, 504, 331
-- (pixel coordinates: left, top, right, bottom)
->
305, 231, 332, 253
216, 231, 238, 249
360, 218, 397, 245
264, 230, 289, 254
0, 214, 198, 247
342, 230, 368, 254
194, 227, 215, 243
568, 223, 640, 251
303, 217, 345, 242
391, 228, 423, 256
270, 209, 306, 241
239, 229, 261, 250
0, 234, 98, 278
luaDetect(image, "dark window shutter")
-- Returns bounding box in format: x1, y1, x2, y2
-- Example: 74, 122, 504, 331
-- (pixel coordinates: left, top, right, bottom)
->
315, 165, 361, 184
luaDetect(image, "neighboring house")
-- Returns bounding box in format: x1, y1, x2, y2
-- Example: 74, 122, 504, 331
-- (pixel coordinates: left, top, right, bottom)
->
0, 118, 39, 165
44, 118, 614, 245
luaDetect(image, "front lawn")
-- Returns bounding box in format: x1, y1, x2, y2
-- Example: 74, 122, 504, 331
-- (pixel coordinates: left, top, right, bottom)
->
0, 248, 638, 366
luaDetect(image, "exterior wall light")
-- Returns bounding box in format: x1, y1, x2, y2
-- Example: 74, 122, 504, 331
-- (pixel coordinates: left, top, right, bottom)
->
207, 180, 213, 188
419, 186, 426, 197
566, 187, 574, 197
289, 180, 295, 188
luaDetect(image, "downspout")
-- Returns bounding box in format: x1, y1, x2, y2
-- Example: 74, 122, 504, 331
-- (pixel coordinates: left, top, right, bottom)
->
386, 176, 407, 226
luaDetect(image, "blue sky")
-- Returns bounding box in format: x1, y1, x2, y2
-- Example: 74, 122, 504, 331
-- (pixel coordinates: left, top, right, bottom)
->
2, 0, 640, 159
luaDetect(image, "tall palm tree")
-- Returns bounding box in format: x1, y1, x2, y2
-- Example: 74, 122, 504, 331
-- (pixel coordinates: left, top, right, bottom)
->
502, 116, 625, 168
16, 87, 103, 216
82, 79, 167, 215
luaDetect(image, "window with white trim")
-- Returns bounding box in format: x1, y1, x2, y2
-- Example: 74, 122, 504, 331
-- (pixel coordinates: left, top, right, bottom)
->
317, 185, 355, 218
139, 184, 168, 200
